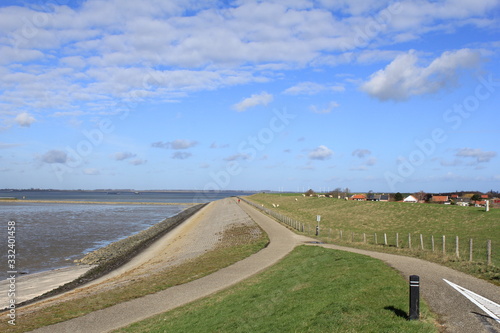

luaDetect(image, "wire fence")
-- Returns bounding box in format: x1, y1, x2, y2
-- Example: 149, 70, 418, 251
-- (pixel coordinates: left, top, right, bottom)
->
241, 197, 497, 267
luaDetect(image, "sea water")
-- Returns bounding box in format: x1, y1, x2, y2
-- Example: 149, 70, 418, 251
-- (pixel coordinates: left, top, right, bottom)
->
0, 191, 253, 279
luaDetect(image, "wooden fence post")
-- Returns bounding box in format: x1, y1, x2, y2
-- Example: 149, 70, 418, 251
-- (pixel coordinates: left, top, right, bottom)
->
363, 233, 366, 243
455, 236, 459, 258
420, 234, 424, 250
384, 233, 388, 246
408, 233, 412, 249
487, 240, 492, 265
431, 235, 435, 252
469, 238, 473, 262
374, 233, 378, 245
442, 235, 446, 256
396, 233, 399, 248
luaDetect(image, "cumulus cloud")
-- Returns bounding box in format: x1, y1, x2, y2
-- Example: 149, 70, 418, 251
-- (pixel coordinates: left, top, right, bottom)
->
309, 145, 333, 160
83, 168, 100, 175
455, 148, 496, 163
152, 139, 198, 149
112, 152, 137, 161
309, 101, 340, 114
233, 92, 273, 112
361, 49, 481, 101
224, 153, 251, 161
15, 112, 36, 127
352, 149, 371, 158
41, 150, 68, 164
172, 151, 192, 159
284, 82, 345, 95
129, 158, 147, 165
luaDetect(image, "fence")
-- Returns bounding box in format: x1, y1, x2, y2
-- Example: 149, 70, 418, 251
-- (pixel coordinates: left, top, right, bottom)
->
240, 197, 497, 267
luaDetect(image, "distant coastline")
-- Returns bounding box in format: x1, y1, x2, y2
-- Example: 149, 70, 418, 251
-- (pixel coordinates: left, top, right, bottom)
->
1, 199, 198, 205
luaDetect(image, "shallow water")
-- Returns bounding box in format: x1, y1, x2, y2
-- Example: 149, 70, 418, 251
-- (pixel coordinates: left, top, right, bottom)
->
1, 202, 186, 279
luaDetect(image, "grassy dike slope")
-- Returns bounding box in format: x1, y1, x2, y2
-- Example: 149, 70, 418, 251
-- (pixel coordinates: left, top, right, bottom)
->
115, 246, 437, 333
249, 193, 500, 283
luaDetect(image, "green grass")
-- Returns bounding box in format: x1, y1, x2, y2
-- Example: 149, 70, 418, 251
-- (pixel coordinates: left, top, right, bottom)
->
2, 224, 269, 333
248, 193, 500, 283
115, 246, 438, 333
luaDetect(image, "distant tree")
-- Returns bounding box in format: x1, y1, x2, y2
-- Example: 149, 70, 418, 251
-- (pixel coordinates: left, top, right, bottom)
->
394, 192, 403, 201
415, 190, 427, 201
305, 189, 316, 197
470, 194, 482, 202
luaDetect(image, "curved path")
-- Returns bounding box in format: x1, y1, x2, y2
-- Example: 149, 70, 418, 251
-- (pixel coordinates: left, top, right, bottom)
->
32, 198, 499, 333
31, 198, 304, 333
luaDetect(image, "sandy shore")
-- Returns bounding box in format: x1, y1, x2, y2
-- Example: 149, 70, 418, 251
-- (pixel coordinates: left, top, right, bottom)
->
0, 265, 94, 307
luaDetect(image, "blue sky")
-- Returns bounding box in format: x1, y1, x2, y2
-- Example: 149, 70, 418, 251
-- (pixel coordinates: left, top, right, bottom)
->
1, 0, 499, 193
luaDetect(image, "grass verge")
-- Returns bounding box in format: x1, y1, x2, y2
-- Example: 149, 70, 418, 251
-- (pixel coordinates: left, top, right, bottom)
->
115, 246, 438, 333
248, 193, 500, 284
2, 224, 269, 333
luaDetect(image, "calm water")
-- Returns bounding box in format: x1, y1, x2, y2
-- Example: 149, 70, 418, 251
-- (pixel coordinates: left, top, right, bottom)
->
0, 191, 253, 279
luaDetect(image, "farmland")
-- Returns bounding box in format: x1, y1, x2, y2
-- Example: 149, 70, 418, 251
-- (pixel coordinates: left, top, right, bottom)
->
247, 193, 500, 284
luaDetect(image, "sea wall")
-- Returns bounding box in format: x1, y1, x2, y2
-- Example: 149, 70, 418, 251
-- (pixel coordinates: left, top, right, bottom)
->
18, 203, 207, 307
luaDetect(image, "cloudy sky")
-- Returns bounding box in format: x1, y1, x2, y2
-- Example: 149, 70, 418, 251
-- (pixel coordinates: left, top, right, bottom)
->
1, 0, 499, 193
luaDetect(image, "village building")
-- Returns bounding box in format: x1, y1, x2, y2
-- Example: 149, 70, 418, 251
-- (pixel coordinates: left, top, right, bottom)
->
403, 195, 418, 203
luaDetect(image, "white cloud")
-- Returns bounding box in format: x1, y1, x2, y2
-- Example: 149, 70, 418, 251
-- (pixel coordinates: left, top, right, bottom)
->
233, 92, 273, 111
309, 101, 340, 114
152, 139, 198, 149
361, 49, 481, 101
15, 112, 36, 127
309, 145, 333, 160
352, 149, 371, 158
41, 150, 67, 164
284, 82, 344, 95
172, 151, 192, 159
113, 152, 137, 161
129, 158, 147, 165
224, 153, 251, 161
455, 148, 496, 163
83, 168, 100, 175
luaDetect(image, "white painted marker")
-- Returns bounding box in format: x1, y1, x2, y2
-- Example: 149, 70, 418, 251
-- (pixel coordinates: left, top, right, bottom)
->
443, 279, 500, 323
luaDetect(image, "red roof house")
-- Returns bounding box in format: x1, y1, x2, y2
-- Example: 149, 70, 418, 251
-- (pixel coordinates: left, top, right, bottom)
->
350, 194, 366, 201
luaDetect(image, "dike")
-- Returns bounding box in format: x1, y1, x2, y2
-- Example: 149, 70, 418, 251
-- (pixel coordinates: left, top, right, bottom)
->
16, 203, 207, 308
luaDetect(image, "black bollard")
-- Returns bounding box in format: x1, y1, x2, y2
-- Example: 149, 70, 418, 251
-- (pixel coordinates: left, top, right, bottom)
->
315, 225, 319, 236
409, 275, 420, 320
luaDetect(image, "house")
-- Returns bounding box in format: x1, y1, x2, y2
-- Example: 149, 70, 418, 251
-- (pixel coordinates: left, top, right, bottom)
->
350, 194, 366, 201
366, 194, 389, 201
432, 195, 449, 204
403, 195, 418, 203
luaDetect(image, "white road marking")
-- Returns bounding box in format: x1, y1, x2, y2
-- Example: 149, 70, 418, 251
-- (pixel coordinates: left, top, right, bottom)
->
443, 279, 500, 323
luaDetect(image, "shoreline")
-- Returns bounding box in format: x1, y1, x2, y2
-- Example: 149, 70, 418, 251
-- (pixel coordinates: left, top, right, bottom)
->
0, 199, 198, 205
2, 203, 207, 309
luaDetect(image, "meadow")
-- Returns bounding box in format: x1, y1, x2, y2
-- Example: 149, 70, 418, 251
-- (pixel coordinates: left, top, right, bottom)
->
115, 246, 438, 333
247, 193, 500, 284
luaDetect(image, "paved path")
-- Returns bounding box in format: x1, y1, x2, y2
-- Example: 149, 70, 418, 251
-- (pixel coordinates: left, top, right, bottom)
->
31, 198, 500, 333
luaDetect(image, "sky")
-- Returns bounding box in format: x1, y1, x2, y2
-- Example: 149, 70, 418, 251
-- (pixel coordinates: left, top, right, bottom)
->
1, 0, 499, 193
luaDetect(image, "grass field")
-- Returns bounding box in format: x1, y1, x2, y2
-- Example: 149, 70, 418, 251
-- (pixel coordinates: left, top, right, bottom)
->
115, 246, 438, 333
247, 193, 500, 284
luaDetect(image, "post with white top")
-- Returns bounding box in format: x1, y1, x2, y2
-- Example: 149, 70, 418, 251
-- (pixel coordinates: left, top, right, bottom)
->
409, 275, 420, 320
316, 215, 320, 236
